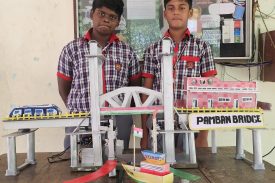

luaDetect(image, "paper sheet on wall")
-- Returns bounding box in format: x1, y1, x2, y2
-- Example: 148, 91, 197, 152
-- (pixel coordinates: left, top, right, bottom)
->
208, 2, 235, 15
201, 15, 220, 28
202, 29, 221, 45
126, 0, 156, 20
222, 19, 243, 43
202, 29, 221, 57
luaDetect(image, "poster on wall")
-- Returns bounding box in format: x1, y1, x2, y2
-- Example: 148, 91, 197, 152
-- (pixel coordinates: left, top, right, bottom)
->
74, 0, 249, 59
126, 0, 156, 20
74, 0, 162, 59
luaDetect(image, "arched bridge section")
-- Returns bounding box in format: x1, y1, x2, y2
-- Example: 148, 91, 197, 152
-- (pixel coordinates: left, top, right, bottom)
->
100, 87, 163, 108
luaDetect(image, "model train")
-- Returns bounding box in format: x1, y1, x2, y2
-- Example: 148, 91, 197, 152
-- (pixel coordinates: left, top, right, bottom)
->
9, 104, 62, 117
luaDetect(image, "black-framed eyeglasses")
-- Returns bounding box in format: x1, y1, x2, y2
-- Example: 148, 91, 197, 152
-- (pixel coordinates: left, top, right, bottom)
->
96, 9, 119, 22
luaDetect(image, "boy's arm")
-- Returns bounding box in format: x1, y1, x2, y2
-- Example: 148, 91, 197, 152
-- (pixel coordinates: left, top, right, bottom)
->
129, 76, 142, 107
129, 77, 141, 87
200, 41, 217, 77
128, 48, 142, 87
140, 77, 154, 149
57, 45, 73, 106
57, 77, 72, 106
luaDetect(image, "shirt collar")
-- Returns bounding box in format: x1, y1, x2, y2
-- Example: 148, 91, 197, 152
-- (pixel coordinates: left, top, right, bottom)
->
163, 28, 191, 41
84, 28, 119, 43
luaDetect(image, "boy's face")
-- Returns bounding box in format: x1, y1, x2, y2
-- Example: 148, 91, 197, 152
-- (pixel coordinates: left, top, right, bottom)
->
164, 0, 192, 30
91, 7, 120, 36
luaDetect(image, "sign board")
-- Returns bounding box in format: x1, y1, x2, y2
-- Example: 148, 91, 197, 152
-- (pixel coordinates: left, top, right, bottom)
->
189, 112, 264, 130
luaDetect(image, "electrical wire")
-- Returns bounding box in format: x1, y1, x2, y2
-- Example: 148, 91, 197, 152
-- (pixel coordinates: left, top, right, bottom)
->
263, 146, 275, 158
215, 31, 259, 73
47, 114, 90, 163
256, 8, 275, 19
47, 146, 70, 163
217, 61, 271, 67
257, 5, 275, 49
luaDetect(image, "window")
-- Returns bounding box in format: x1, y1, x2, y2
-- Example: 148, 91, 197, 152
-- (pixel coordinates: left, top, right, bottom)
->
24, 109, 32, 115
242, 97, 252, 102
34, 109, 43, 116
192, 99, 198, 107
233, 99, 239, 108
12, 109, 22, 116
46, 108, 57, 115
218, 97, 231, 102
208, 99, 214, 108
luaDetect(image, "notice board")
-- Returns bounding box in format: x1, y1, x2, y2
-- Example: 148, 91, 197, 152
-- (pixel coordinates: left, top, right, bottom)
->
74, 0, 253, 61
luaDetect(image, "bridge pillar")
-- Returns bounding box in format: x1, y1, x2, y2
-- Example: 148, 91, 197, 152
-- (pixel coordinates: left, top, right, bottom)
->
162, 38, 176, 163
88, 41, 103, 166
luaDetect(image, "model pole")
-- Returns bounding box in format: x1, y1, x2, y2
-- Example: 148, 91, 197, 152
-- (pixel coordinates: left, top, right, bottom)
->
133, 124, 136, 170
88, 40, 103, 166
162, 38, 176, 163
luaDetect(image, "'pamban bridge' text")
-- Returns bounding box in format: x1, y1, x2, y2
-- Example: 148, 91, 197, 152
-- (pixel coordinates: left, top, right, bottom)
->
196, 115, 262, 125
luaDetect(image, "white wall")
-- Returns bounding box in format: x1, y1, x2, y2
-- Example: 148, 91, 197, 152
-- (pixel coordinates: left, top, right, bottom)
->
0, 0, 73, 153
0, 0, 274, 167
214, 0, 275, 166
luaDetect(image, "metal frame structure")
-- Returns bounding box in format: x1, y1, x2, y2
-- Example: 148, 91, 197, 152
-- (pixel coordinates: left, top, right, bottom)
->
2, 38, 265, 176
4, 129, 37, 176
211, 128, 265, 170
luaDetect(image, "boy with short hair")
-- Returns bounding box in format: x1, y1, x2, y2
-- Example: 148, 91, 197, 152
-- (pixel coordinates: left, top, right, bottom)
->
141, 0, 217, 149
57, 0, 141, 150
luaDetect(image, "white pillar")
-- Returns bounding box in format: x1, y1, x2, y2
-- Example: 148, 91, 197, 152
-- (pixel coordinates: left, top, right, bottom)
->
89, 41, 103, 166
26, 132, 36, 164
211, 130, 217, 154
70, 134, 78, 168
252, 129, 265, 170
189, 132, 197, 164
236, 129, 245, 159
5, 136, 18, 176
162, 38, 175, 163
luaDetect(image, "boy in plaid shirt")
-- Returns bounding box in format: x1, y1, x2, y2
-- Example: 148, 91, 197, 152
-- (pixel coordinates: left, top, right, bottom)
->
57, 0, 141, 150
141, 0, 217, 149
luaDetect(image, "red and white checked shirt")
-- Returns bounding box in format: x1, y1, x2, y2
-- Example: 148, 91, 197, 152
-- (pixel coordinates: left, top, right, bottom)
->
142, 29, 217, 103
57, 29, 141, 112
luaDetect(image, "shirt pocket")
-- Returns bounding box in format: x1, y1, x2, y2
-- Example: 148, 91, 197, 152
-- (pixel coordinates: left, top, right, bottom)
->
179, 56, 201, 77
107, 58, 128, 87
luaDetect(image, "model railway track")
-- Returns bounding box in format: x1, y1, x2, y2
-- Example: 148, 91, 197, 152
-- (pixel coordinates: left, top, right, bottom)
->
3, 107, 262, 122
3, 112, 90, 121
175, 107, 263, 114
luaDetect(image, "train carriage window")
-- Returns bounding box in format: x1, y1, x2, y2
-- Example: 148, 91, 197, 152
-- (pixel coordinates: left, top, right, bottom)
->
34, 109, 43, 116
46, 108, 57, 115
24, 109, 32, 115
12, 109, 22, 116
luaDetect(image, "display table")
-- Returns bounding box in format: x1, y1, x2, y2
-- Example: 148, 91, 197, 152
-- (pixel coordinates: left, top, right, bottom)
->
0, 147, 274, 183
